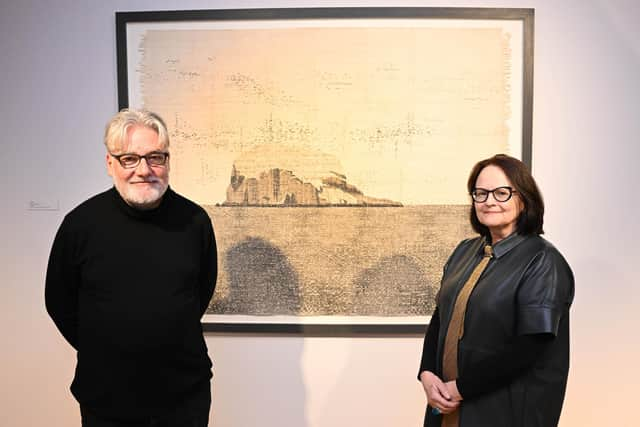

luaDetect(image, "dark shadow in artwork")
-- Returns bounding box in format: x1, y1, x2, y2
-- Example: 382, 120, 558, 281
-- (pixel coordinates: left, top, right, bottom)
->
352, 254, 435, 316
218, 237, 301, 315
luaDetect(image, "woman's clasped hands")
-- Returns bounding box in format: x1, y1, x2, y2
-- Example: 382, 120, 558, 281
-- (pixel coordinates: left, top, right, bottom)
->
419, 371, 462, 415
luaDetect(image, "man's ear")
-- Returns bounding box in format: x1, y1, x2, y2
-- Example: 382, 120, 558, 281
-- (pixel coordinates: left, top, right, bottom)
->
106, 153, 114, 177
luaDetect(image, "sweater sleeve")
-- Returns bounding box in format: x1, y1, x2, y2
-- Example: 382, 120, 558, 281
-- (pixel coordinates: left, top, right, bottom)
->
45, 217, 80, 349
198, 216, 218, 317
456, 333, 553, 398
418, 307, 440, 380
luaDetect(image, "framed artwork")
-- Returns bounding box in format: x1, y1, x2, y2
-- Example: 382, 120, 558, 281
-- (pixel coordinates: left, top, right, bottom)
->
116, 7, 534, 334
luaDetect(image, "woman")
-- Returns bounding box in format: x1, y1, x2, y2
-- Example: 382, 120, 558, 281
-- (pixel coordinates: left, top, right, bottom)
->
418, 154, 574, 427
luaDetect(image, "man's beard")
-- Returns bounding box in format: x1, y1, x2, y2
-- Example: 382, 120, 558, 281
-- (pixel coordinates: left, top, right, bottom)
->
116, 180, 168, 210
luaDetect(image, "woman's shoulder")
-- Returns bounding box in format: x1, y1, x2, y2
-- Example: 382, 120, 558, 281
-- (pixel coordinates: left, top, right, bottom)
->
439, 236, 486, 277
446, 236, 485, 262
454, 235, 485, 253
520, 235, 574, 280
521, 235, 569, 262
517, 235, 575, 305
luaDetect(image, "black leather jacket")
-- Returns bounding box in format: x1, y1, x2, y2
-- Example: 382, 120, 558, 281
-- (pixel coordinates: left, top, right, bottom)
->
426, 233, 574, 427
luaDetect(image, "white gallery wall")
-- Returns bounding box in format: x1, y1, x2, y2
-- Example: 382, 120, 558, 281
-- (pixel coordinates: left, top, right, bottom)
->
1, 0, 639, 426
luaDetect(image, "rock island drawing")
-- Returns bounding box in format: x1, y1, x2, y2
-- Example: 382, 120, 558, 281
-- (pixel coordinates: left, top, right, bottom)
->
223, 145, 402, 207
130, 23, 518, 319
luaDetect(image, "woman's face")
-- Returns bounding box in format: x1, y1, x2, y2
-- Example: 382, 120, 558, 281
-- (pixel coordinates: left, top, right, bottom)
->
474, 165, 524, 242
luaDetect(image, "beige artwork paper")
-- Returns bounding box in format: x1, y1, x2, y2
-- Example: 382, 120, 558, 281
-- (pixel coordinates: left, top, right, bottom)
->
125, 18, 524, 325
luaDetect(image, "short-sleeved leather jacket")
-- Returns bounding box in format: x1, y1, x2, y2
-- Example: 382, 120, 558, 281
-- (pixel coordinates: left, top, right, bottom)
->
428, 233, 574, 427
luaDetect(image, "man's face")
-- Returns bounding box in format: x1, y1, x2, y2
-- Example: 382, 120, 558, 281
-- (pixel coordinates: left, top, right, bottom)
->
106, 125, 169, 210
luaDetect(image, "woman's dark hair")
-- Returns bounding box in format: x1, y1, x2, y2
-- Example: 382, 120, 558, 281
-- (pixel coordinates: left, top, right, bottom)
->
467, 154, 544, 237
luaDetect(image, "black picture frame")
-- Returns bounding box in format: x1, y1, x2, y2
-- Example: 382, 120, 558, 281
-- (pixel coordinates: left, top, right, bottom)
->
116, 7, 534, 335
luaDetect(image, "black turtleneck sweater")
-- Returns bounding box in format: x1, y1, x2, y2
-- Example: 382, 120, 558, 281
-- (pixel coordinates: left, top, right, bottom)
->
45, 187, 217, 420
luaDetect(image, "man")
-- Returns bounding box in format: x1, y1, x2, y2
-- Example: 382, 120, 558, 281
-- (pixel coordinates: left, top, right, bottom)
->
45, 109, 217, 426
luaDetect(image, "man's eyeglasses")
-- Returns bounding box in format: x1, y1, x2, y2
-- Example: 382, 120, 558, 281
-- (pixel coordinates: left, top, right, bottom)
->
471, 186, 518, 203
110, 152, 169, 169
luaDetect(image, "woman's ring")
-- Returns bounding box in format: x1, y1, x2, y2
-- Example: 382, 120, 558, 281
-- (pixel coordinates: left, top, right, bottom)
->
432, 407, 441, 416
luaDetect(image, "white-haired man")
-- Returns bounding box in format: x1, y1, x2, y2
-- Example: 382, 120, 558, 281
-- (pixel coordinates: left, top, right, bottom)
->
46, 109, 217, 426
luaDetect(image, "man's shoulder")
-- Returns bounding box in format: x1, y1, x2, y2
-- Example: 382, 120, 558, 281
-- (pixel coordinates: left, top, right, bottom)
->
54, 189, 114, 236
168, 189, 207, 213
66, 188, 113, 218
167, 189, 212, 225
67, 188, 114, 216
